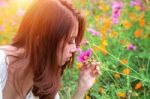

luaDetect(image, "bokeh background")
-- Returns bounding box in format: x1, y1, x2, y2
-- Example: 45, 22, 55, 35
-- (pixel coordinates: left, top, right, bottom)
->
0, 0, 150, 99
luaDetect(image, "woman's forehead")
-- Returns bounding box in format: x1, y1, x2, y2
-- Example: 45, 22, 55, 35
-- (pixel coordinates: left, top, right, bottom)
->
70, 22, 78, 38
69, 30, 78, 39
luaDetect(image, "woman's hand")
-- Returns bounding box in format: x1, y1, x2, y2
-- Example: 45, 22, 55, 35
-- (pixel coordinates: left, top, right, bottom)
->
78, 61, 101, 92
73, 61, 101, 99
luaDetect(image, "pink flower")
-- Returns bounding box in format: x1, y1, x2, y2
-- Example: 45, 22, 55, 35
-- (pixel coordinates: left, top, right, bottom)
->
111, 2, 123, 11
77, 47, 82, 52
11, 21, 17, 26
88, 28, 101, 36
0, 1, 8, 7
130, 1, 141, 7
81, 39, 88, 46
111, 2, 123, 24
0, 25, 4, 32
17, 8, 25, 16
77, 49, 92, 62
112, 18, 119, 24
129, 1, 145, 11
126, 44, 137, 50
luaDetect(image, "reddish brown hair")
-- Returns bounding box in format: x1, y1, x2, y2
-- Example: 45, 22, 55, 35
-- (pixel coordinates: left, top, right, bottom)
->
11, 0, 86, 98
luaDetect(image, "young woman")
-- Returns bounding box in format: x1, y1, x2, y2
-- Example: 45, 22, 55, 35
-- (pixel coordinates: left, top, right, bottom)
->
0, 0, 101, 99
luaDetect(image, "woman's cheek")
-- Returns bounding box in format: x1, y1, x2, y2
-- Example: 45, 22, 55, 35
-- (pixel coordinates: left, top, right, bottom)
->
63, 45, 69, 56
66, 47, 70, 55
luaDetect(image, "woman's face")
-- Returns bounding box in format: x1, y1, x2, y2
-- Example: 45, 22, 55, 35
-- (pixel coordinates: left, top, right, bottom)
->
57, 20, 78, 66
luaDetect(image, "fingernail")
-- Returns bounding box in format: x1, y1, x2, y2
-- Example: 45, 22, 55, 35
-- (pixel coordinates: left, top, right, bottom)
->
83, 61, 88, 65
98, 70, 102, 75
96, 66, 100, 70
91, 62, 96, 65
96, 62, 101, 65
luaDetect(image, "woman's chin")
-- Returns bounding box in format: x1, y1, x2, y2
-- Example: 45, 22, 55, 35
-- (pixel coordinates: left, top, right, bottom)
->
59, 59, 70, 66
59, 61, 66, 66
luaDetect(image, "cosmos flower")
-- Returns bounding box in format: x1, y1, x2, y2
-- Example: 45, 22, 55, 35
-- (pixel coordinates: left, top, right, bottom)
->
134, 82, 142, 90
81, 39, 88, 46
77, 49, 92, 62
77, 47, 82, 52
0, 1, 8, 7
0, 25, 4, 32
117, 92, 126, 98
126, 44, 137, 50
122, 20, 131, 29
122, 68, 130, 75
120, 59, 128, 65
87, 28, 101, 36
17, 8, 25, 16
111, 2, 123, 24
134, 29, 142, 37
114, 73, 120, 79
130, 1, 145, 11
130, 1, 141, 7
139, 19, 145, 27
76, 63, 82, 69
11, 21, 17, 26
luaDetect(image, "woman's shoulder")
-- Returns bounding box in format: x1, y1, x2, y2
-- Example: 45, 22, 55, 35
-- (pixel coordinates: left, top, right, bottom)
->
0, 46, 9, 68
0, 46, 8, 92
26, 91, 60, 99
0, 45, 18, 56
0, 48, 8, 68
0, 45, 23, 65
0, 49, 6, 98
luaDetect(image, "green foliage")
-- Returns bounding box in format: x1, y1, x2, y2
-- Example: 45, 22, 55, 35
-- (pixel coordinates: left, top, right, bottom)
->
0, 0, 150, 99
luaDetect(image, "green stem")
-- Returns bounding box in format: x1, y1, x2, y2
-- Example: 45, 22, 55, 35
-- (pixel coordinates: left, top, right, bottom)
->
87, 41, 150, 83
92, 44, 141, 76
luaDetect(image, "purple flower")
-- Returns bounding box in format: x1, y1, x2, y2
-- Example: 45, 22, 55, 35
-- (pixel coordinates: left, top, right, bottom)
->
0, 25, 4, 32
111, 2, 123, 24
130, 1, 145, 11
127, 44, 137, 50
77, 49, 92, 62
17, 8, 25, 16
87, 28, 101, 36
77, 47, 82, 52
0, 1, 8, 7
81, 39, 88, 46
130, 1, 141, 7
112, 18, 119, 24
111, 2, 123, 10
113, 10, 120, 18
11, 21, 17, 26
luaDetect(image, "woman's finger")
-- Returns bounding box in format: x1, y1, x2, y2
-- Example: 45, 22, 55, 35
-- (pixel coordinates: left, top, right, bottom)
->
80, 61, 89, 71
90, 62, 101, 76
90, 69, 101, 77
89, 61, 100, 71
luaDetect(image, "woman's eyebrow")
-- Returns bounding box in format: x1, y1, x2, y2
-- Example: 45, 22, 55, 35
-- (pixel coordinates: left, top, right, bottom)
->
70, 36, 77, 39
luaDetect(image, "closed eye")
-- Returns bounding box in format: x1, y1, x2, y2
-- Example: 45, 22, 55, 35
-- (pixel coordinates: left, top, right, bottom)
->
68, 38, 75, 44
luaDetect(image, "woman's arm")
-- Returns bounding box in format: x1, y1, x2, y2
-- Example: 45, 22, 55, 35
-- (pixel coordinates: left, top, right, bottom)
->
72, 62, 101, 99
72, 85, 87, 99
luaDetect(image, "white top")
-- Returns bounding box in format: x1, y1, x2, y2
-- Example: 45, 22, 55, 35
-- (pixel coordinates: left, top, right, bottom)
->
0, 49, 60, 99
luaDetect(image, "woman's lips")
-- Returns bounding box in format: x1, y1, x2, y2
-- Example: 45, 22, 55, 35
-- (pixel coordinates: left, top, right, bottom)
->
66, 57, 71, 61
66, 58, 70, 61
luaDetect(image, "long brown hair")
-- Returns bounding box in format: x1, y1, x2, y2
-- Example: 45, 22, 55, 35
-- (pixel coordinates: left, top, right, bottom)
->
10, 0, 86, 99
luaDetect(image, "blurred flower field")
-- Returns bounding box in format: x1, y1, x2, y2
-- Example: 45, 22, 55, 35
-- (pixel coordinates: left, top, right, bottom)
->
0, 0, 150, 99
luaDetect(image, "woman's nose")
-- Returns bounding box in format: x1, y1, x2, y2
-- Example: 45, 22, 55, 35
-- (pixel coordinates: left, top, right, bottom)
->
71, 45, 77, 53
